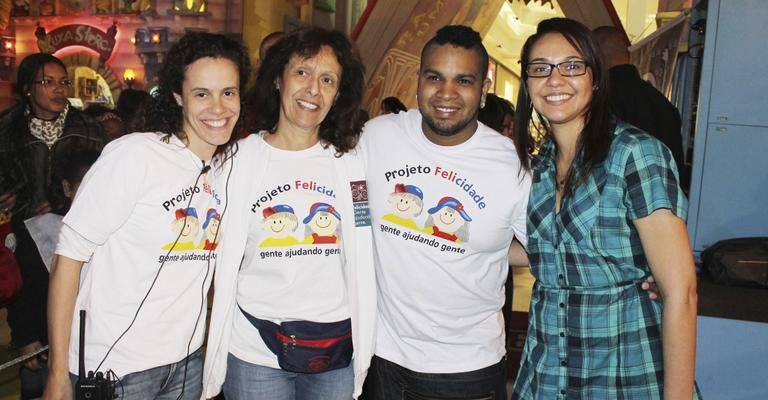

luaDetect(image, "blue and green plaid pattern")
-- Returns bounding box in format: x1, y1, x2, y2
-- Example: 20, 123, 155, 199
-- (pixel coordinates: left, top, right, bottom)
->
512, 123, 701, 399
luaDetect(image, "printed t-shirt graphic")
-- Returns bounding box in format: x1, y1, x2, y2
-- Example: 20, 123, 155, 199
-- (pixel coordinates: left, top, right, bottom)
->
423, 196, 471, 243
259, 204, 300, 247
381, 183, 424, 231
200, 208, 221, 250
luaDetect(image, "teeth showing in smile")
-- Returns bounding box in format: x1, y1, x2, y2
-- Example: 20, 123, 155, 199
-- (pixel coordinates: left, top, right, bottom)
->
204, 119, 227, 128
545, 94, 571, 102
297, 99, 319, 110
436, 106, 458, 113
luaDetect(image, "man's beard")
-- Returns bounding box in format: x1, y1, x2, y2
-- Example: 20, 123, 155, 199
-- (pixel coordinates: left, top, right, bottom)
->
421, 108, 479, 137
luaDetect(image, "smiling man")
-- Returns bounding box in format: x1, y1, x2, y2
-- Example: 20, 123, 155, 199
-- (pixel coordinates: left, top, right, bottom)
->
359, 25, 531, 399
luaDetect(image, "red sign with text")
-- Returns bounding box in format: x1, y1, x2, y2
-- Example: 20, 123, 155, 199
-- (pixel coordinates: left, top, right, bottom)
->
37, 24, 117, 62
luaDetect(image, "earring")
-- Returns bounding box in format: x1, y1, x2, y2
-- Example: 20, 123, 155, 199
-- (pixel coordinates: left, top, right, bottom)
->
26, 92, 31, 96
480, 101, 486, 109
592, 84, 598, 91
276, 82, 280, 91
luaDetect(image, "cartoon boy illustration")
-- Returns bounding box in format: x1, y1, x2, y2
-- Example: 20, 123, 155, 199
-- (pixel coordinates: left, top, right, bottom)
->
199, 208, 221, 250
423, 197, 471, 243
259, 204, 300, 247
302, 202, 341, 244
162, 207, 200, 251
381, 183, 424, 231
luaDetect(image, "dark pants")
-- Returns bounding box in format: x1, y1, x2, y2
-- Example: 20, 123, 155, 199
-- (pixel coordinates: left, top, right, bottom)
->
20, 363, 48, 399
361, 355, 507, 400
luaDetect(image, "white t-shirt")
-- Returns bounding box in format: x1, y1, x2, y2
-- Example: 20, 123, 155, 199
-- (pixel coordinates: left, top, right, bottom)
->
57, 132, 227, 377
230, 135, 349, 368
359, 110, 530, 373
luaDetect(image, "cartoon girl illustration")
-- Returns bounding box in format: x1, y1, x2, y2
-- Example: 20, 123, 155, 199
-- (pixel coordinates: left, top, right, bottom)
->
381, 183, 424, 231
199, 208, 221, 250
423, 197, 471, 243
259, 204, 300, 247
302, 202, 341, 244
162, 207, 200, 251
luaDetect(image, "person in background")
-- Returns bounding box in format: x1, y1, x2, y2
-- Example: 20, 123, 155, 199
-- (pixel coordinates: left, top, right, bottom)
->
478, 92, 514, 138
84, 104, 125, 140
43, 32, 250, 400
203, 26, 375, 400
592, 25, 687, 189
115, 88, 151, 133
379, 96, 406, 115
511, 18, 700, 399
0, 53, 107, 400
257, 31, 285, 70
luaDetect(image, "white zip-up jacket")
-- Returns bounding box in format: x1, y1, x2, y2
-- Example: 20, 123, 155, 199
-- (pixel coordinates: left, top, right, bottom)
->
202, 134, 377, 399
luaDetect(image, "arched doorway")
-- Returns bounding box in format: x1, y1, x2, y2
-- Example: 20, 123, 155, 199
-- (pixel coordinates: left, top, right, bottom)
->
58, 52, 122, 108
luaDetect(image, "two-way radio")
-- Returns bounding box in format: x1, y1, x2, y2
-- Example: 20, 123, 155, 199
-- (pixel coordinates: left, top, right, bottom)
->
75, 310, 117, 400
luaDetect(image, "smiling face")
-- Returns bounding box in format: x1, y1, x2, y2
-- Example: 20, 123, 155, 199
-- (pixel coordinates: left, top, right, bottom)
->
174, 57, 240, 160
308, 211, 340, 236
526, 33, 594, 135
172, 216, 200, 241
276, 46, 342, 138
432, 206, 465, 233
417, 44, 490, 146
205, 218, 220, 241
388, 192, 423, 218
263, 213, 297, 239
29, 62, 69, 120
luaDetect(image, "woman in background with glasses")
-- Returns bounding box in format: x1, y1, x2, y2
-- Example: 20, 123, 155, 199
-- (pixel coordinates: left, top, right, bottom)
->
511, 18, 700, 399
0, 53, 107, 400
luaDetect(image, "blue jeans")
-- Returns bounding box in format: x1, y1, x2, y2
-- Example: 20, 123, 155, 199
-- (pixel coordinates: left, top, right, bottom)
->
361, 355, 507, 400
223, 353, 354, 400
69, 348, 202, 400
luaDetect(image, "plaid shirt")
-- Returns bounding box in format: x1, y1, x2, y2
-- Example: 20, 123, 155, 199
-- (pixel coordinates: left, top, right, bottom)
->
512, 123, 701, 399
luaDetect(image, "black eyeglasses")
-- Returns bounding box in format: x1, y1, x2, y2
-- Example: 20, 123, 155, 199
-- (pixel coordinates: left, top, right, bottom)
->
32, 78, 73, 88
525, 60, 588, 78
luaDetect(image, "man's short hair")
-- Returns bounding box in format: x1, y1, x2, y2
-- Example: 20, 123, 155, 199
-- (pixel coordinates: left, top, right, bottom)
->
421, 25, 489, 76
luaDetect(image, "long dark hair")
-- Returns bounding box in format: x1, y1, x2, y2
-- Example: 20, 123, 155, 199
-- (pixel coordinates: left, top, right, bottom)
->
513, 18, 612, 194
144, 32, 251, 160
15, 53, 67, 109
245, 26, 365, 155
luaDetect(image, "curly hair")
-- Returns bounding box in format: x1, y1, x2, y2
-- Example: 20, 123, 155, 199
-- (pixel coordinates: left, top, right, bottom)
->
144, 32, 251, 159
513, 18, 611, 196
421, 25, 489, 77
245, 26, 365, 155
15, 53, 67, 108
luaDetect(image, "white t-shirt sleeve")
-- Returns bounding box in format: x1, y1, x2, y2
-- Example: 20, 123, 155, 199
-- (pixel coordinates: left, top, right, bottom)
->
55, 223, 99, 262
62, 136, 148, 246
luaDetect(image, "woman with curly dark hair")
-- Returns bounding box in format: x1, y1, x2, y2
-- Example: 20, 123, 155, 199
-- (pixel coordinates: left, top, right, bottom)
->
44, 32, 250, 400
203, 27, 375, 400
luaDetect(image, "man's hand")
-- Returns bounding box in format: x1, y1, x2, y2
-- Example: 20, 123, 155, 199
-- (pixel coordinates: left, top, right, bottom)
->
20, 341, 47, 371
641, 275, 662, 300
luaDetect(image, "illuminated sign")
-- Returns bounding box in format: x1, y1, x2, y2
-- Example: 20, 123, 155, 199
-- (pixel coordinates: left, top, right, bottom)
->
36, 23, 118, 62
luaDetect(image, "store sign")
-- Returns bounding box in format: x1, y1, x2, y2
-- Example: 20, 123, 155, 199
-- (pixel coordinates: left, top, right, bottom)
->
36, 24, 117, 62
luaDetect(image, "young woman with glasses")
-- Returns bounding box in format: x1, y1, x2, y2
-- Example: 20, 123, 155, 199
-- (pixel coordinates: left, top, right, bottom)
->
511, 18, 701, 399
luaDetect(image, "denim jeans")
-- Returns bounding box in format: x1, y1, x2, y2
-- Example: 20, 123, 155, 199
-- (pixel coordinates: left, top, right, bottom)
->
69, 348, 202, 400
223, 353, 354, 400
361, 355, 507, 400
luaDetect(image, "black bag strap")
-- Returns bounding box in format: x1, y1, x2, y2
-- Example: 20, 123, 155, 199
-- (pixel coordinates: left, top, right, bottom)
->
237, 304, 283, 355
